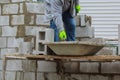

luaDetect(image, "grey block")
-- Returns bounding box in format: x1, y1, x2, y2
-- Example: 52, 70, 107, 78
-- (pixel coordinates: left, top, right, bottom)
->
26, 3, 45, 14
12, 0, 25, 2
0, 71, 1, 80
0, 6, 1, 15
75, 15, 80, 26
16, 72, 24, 80
24, 72, 35, 80
0, 37, 7, 48
0, 27, 2, 36
80, 62, 99, 73
64, 62, 79, 73
5, 72, 16, 80
90, 75, 109, 80
22, 60, 36, 72
0, 16, 9, 26
0, 60, 2, 70
37, 73, 45, 80
11, 15, 24, 25
46, 73, 61, 80
76, 26, 94, 38
0, 0, 10, 3
6, 60, 23, 71
80, 15, 86, 27
1, 48, 17, 58
3, 4, 19, 14
101, 62, 120, 74
71, 74, 89, 80
2, 26, 17, 36
37, 61, 56, 72
20, 3, 23, 13
113, 75, 120, 80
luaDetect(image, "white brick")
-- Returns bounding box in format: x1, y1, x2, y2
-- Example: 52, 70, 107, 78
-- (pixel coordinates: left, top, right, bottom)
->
20, 3, 23, 13
26, 3, 45, 14
0, 72, 1, 80
24, 72, 35, 80
6, 72, 16, 80
90, 75, 109, 80
11, 15, 24, 25
3, 4, 19, 14
113, 75, 120, 80
71, 74, 89, 80
37, 61, 56, 72
0, 37, 7, 48
1, 48, 16, 58
19, 42, 33, 54
12, 0, 25, 2
46, 73, 61, 80
7, 37, 24, 48
6, 60, 23, 71
0, 60, 2, 70
37, 73, 45, 80
0, 16, 9, 26
0, 6, 1, 15
101, 62, 120, 74
0, 0, 10, 3
2, 26, 17, 36
36, 15, 49, 26
80, 62, 99, 73
16, 72, 24, 80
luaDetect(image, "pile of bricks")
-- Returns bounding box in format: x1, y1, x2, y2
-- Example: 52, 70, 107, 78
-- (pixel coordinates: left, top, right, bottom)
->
0, 0, 120, 80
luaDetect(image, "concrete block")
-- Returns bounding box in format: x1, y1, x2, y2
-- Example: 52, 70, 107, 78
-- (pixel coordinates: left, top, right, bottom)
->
0, 60, 2, 70
37, 61, 56, 72
0, 72, 1, 80
0, 6, 1, 15
113, 75, 120, 80
6, 60, 23, 71
0, 27, 2, 36
25, 14, 35, 25
0, 37, 7, 48
46, 73, 61, 80
76, 26, 94, 38
90, 75, 109, 80
25, 26, 36, 36
2, 26, 17, 36
0, 16, 9, 26
19, 42, 33, 54
0, 0, 10, 3
24, 72, 35, 80
37, 73, 45, 80
80, 15, 86, 27
6, 72, 16, 80
22, 60, 36, 72
36, 15, 49, 26
20, 3, 23, 13
101, 62, 120, 74
71, 74, 89, 80
7, 37, 22, 48
1, 48, 16, 58
12, 0, 25, 2
3, 4, 19, 14
26, 3, 45, 14
11, 15, 24, 25
80, 62, 99, 73
64, 62, 79, 73
17, 26, 25, 37
16, 72, 24, 80
75, 15, 80, 26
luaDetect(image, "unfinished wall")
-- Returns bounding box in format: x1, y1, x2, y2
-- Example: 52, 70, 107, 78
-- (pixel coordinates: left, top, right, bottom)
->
0, 0, 120, 80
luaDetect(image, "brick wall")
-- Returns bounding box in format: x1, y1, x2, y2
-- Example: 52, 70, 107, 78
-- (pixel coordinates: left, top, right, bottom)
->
0, 0, 120, 80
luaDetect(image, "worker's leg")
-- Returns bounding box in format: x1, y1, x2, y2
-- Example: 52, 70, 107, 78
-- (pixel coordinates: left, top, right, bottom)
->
62, 11, 76, 41
50, 20, 59, 42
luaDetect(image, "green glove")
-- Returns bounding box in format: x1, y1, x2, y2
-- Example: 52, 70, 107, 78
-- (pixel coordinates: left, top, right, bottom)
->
75, 5, 81, 13
59, 30, 67, 41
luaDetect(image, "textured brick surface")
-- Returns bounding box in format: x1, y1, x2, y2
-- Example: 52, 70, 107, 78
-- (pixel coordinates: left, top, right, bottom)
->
0, 71, 1, 80
0, 16, 9, 26
16, 72, 24, 80
12, 0, 25, 2
113, 75, 120, 80
37, 61, 56, 72
7, 37, 19, 47
11, 15, 24, 25
0, 27, 2, 36
2, 26, 17, 36
80, 62, 99, 73
6, 60, 23, 71
6, 72, 16, 80
0, 60, 2, 70
0, 37, 7, 48
0, 6, 1, 15
0, 0, 10, 3
101, 62, 120, 74
37, 73, 45, 80
64, 62, 79, 73
3, 4, 19, 14
90, 75, 109, 80
22, 60, 36, 72
71, 74, 89, 80
46, 73, 61, 80
26, 3, 45, 14
24, 72, 35, 80
20, 3, 23, 13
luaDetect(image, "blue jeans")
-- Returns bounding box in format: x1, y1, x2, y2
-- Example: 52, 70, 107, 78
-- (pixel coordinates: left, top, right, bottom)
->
50, 11, 76, 42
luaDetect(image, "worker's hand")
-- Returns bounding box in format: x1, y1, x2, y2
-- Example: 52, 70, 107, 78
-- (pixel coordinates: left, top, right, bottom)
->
75, 5, 81, 13
59, 30, 67, 41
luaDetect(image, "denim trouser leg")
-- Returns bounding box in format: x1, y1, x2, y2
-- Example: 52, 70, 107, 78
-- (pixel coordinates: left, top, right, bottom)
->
63, 11, 76, 41
50, 20, 59, 42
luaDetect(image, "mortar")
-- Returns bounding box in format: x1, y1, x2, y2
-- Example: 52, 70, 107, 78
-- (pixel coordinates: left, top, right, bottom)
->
43, 41, 105, 56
